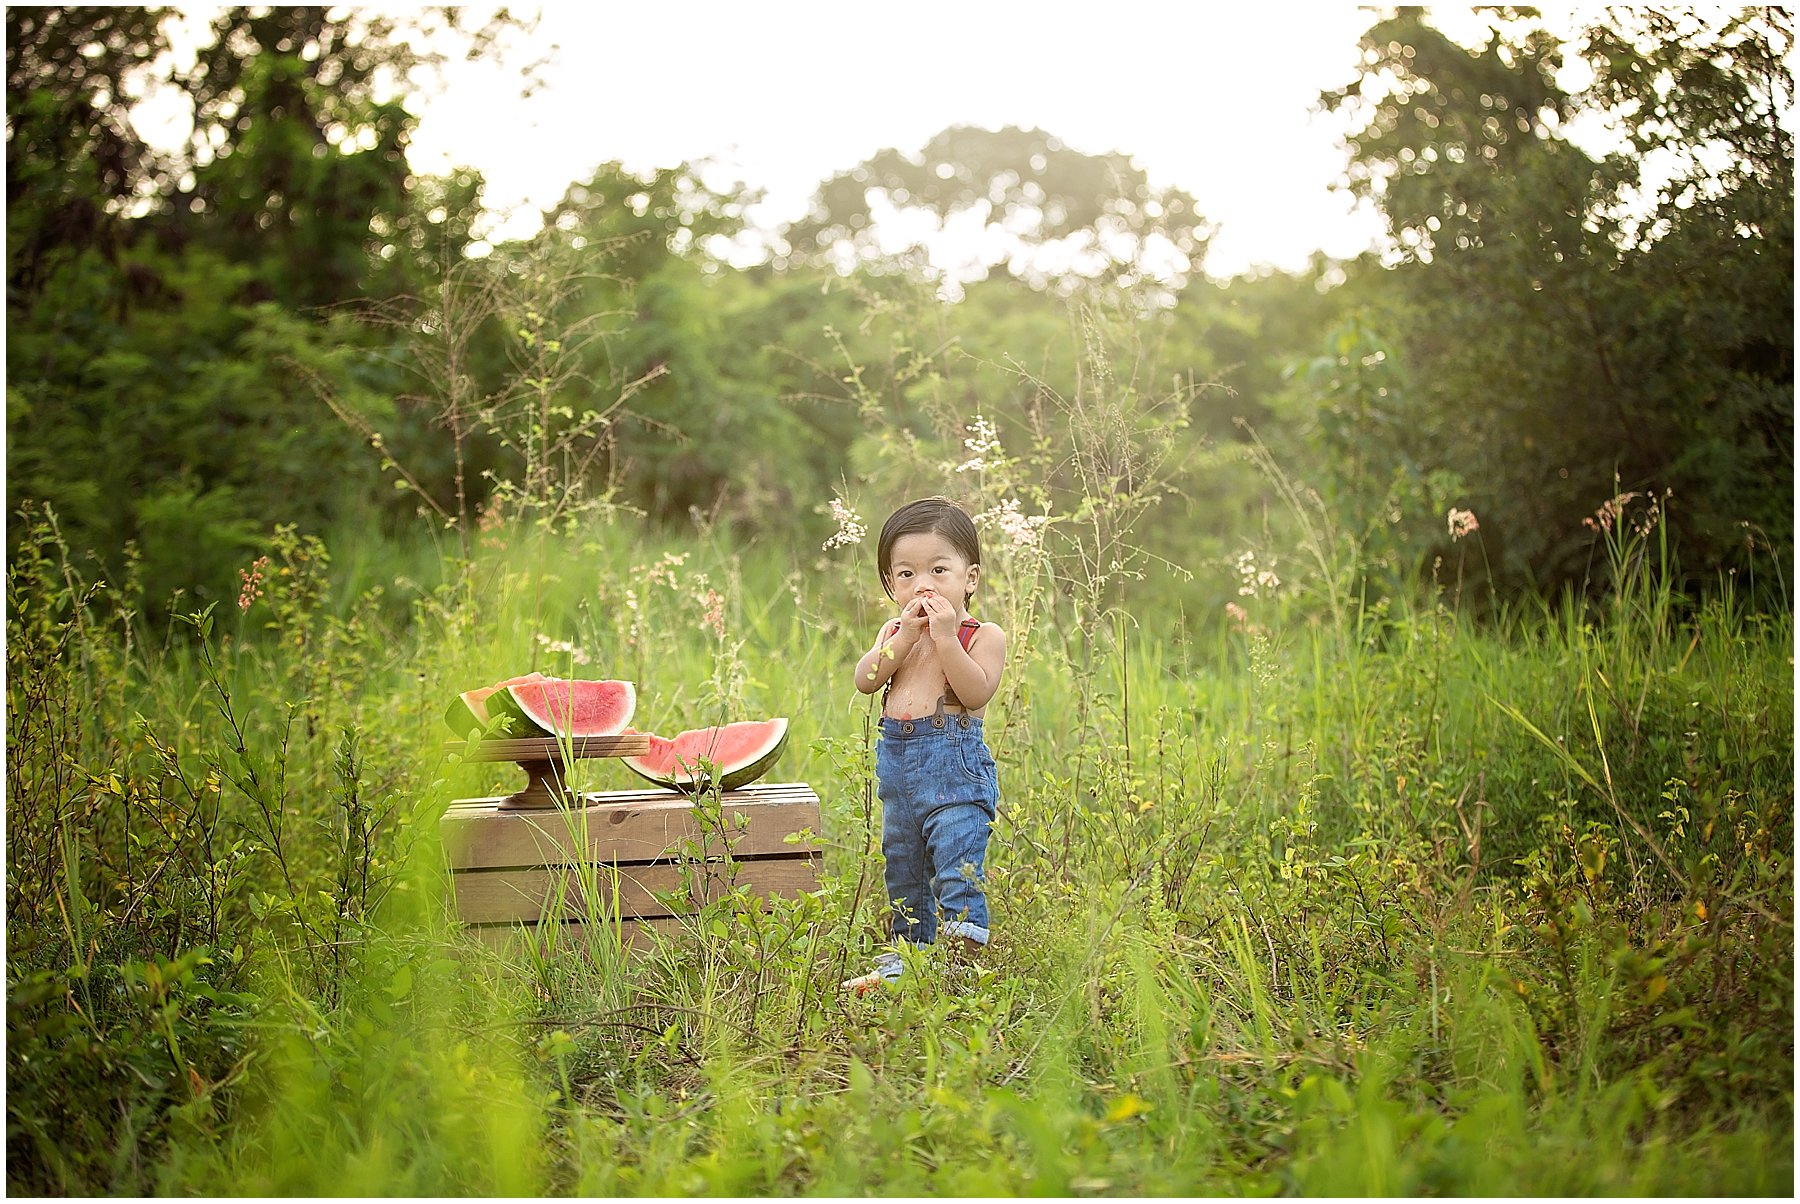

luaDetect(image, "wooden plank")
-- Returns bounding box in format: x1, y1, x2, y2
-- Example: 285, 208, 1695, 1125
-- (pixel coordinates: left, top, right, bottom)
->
441, 783, 821, 870
447, 734, 651, 763
466, 915, 686, 956
450, 853, 821, 924
443, 781, 819, 813
442, 784, 821, 865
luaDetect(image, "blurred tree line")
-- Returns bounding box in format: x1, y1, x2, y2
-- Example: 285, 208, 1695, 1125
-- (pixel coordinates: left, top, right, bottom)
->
7, 5, 1791, 618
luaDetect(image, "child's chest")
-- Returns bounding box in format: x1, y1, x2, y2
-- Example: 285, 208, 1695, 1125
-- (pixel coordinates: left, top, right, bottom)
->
883, 641, 954, 720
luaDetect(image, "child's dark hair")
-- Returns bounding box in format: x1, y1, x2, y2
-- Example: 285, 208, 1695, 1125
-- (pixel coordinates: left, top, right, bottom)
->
877, 497, 982, 603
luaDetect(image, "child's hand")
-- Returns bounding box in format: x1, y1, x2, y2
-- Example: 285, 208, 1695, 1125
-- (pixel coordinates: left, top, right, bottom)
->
919, 593, 960, 643
886, 607, 924, 655
907, 592, 936, 620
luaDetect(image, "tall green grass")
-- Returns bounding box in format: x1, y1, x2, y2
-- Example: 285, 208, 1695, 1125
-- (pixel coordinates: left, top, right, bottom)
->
6, 497, 1792, 1195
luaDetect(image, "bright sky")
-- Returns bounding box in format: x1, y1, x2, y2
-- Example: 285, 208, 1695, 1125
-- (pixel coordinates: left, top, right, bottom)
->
402, 2, 1394, 279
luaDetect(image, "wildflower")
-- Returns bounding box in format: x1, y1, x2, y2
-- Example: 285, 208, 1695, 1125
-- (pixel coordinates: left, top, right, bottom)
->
1225, 602, 1248, 625
1582, 487, 1670, 537
1583, 491, 1640, 533
822, 496, 866, 550
975, 497, 1050, 552
1234, 550, 1280, 598
956, 416, 1002, 474
644, 551, 689, 589
237, 555, 269, 612
1447, 507, 1480, 541
697, 588, 726, 639
534, 633, 592, 666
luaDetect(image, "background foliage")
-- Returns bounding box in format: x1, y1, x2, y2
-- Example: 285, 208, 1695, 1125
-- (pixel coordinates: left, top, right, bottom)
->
7, 6, 1791, 615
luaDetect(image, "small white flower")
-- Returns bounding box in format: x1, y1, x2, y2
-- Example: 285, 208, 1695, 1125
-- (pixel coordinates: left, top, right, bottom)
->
975, 497, 1050, 552
956, 416, 1003, 474
534, 633, 592, 665
1235, 550, 1280, 598
822, 496, 866, 550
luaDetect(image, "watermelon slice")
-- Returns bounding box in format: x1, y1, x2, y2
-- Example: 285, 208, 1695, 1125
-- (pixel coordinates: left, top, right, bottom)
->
444, 672, 550, 738
492, 677, 638, 738
622, 718, 790, 793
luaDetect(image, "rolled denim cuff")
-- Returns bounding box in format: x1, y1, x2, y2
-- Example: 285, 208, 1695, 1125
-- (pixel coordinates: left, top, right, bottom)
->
872, 951, 905, 980
942, 920, 990, 945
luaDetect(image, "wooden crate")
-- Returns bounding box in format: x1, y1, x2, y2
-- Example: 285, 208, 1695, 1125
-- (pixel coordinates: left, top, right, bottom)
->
441, 781, 821, 950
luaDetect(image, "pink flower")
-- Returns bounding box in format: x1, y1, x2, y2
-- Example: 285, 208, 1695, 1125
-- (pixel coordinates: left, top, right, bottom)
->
237, 555, 269, 612
1447, 507, 1479, 541
822, 497, 866, 550
697, 588, 726, 639
1225, 602, 1248, 625
1583, 492, 1639, 533
1583, 488, 1669, 537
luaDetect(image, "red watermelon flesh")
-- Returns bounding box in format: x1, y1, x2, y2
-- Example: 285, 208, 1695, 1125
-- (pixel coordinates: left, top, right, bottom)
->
445, 672, 549, 737
622, 718, 789, 792
499, 678, 637, 737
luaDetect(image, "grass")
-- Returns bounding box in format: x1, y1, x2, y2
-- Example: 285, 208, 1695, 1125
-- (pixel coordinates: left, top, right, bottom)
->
5, 500, 1793, 1196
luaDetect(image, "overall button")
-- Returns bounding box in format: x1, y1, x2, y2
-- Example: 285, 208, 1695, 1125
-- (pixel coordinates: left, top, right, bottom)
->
958, 716, 971, 729
901, 721, 914, 735
932, 715, 945, 729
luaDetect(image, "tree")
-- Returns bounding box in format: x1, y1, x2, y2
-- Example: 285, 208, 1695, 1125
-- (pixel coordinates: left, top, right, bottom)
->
783, 125, 1212, 297
5, 7, 171, 294
5, 6, 540, 614
164, 7, 466, 308
1322, 7, 1793, 597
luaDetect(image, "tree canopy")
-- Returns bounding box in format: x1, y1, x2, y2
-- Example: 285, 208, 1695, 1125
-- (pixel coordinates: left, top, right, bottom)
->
1321, 5, 1792, 593
5, 6, 1790, 618
784, 124, 1211, 294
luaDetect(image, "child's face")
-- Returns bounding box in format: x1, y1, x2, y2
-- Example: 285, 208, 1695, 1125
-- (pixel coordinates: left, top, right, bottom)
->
886, 531, 979, 612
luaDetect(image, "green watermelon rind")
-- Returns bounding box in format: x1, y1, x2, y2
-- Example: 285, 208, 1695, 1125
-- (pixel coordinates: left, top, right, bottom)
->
444, 672, 549, 738
469, 694, 547, 739
622, 718, 790, 794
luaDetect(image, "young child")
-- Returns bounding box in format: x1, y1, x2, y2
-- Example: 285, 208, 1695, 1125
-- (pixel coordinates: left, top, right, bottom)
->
843, 497, 1008, 992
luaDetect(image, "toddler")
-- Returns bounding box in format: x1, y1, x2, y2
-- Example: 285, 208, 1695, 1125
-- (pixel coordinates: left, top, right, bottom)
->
843, 497, 1007, 991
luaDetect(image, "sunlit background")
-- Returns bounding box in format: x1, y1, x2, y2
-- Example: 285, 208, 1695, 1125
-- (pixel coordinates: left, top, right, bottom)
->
129, 3, 1684, 283
402, 3, 1392, 278
131, 3, 1632, 279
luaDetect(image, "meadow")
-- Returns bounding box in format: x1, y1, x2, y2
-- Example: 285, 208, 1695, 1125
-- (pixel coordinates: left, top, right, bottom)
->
7, 8, 1792, 1196
6, 459, 1792, 1196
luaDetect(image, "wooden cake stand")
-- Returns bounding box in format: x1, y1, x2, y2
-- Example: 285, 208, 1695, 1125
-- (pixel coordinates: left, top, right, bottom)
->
450, 734, 651, 810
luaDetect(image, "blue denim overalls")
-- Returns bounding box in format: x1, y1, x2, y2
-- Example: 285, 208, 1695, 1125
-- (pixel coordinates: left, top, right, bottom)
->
876, 619, 998, 951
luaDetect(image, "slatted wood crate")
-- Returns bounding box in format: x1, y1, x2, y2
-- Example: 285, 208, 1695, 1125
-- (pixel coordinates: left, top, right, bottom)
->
440, 781, 822, 951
